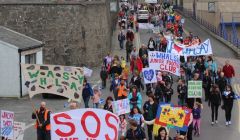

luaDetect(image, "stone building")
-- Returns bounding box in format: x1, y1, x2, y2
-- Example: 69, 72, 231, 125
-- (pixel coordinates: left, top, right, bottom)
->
0, 0, 116, 67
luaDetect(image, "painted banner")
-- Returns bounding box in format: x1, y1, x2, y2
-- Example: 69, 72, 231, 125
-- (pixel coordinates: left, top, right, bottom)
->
14, 122, 25, 140
142, 68, 158, 84
112, 99, 130, 115
50, 109, 119, 140
188, 81, 203, 98
166, 39, 213, 56
148, 51, 180, 76
21, 64, 84, 102
154, 104, 192, 132
0, 110, 14, 139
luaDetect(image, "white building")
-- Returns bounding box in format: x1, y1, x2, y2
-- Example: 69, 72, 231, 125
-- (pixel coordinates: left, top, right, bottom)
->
0, 26, 44, 97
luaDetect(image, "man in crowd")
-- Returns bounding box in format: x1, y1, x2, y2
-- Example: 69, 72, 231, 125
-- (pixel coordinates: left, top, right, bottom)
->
32, 101, 51, 140
222, 60, 235, 85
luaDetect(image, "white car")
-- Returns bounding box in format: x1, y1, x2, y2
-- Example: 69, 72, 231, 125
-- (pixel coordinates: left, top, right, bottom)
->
137, 10, 149, 22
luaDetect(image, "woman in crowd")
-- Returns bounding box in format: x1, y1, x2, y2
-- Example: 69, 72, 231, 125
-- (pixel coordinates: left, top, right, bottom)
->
203, 69, 212, 102
208, 84, 221, 125
128, 106, 145, 127
157, 127, 172, 140
223, 85, 235, 126
128, 85, 143, 109
103, 96, 113, 113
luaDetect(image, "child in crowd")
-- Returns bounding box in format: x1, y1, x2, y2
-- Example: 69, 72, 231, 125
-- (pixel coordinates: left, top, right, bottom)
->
92, 88, 101, 108
192, 102, 202, 136
119, 114, 127, 137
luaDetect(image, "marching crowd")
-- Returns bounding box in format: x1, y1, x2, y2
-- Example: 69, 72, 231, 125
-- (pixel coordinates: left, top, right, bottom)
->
31, 2, 237, 140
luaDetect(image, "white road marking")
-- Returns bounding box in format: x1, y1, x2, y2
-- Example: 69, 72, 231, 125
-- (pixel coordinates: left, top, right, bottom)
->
24, 123, 34, 131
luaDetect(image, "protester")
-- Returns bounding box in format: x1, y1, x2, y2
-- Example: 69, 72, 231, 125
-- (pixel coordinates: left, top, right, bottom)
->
117, 79, 128, 100
128, 85, 142, 109
177, 79, 187, 106
32, 102, 51, 140
192, 102, 201, 136
92, 87, 101, 108
129, 71, 144, 92
203, 69, 212, 101
125, 38, 133, 62
110, 74, 120, 100
82, 79, 93, 108
100, 65, 108, 89
148, 37, 156, 51
128, 106, 145, 127
118, 30, 125, 50
119, 114, 127, 137
216, 72, 227, 105
208, 84, 221, 125
157, 127, 172, 140
125, 120, 146, 140
164, 84, 174, 103
143, 94, 158, 140
223, 85, 235, 126
222, 60, 235, 85
103, 96, 113, 113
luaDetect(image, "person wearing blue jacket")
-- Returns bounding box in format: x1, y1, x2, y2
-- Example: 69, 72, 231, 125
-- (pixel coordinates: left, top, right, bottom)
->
82, 79, 93, 108
204, 56, 218, 83
128, 85, 142, 109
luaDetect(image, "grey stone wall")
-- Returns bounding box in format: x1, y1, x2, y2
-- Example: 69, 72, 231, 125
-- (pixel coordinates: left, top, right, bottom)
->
0, 0, 112, 67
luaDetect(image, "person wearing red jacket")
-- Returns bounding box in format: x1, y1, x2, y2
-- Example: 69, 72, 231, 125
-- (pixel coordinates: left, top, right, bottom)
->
222, 60, 235, 85
130, 56, 143, 74
126, 29, 134, 42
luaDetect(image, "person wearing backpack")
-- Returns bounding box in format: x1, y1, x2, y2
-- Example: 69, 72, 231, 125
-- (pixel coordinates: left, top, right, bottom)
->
118, 30, 125, 50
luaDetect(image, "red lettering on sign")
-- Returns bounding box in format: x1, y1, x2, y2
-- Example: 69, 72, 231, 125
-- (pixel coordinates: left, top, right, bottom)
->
54, 113, 75, 137
81, 111, 100, 138
59, 138, 78, 140
104, 113, 118, 140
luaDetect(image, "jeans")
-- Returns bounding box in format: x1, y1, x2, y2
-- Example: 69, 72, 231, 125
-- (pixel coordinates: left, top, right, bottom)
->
204, 87, 210, 101
211, 104, 219, 122
93, 103, 99, 108
147, 125, 153, 140
37, 129, 50, 140
225, 103, 233, 122
225, 78, 232, 85
126, 51, 130, 62
193, 119, 201, 134
119, 41, 124, 49
83, 96, 90, 108
102, 79, 106, 89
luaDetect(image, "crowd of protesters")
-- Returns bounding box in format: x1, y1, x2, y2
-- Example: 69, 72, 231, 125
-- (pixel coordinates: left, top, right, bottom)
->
30, 1, 238, 140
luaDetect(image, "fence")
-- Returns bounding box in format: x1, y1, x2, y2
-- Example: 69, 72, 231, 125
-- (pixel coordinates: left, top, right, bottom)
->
175, 8, 240, 48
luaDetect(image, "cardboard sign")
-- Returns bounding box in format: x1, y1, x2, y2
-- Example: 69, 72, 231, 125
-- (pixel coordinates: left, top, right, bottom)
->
166, 39, 213, 56
154, 104, 192, 132
112, 99, 130, 115
51, 109, 119, 140
188, 81, 203, 98
14, 122, 25, 140
142, 68, 158, 84
21, 64, 84, 102
148, 51, 180, 76
0, 110, 14, 139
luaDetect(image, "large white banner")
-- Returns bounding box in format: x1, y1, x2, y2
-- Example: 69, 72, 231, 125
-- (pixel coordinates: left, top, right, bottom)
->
21, 64, 84, 102
142, 68, 158, 84
0, 110, 14, 139
148, 51, 180, 76
51, 109, 119, 140
166, 39, 213, 56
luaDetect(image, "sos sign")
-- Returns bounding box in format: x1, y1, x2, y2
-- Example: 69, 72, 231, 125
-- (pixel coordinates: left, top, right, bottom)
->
50, 109, 119, 140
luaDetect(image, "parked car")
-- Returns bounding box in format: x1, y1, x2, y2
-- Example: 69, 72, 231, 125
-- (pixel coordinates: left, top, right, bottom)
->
137, 10, 149, 22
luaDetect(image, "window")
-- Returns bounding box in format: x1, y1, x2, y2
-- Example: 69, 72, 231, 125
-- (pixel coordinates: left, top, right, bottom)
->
208, 2, 216, 13
25, 53, 36, 64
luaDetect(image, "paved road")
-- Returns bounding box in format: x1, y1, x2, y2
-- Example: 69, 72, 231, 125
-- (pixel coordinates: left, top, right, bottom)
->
0, 14, 240, 140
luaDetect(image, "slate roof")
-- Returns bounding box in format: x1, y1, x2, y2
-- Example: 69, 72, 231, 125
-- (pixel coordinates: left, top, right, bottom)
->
0, 26, 43, 51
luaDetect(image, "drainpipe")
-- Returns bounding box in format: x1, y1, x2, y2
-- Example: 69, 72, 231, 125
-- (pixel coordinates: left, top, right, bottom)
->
18, 50, 23, 98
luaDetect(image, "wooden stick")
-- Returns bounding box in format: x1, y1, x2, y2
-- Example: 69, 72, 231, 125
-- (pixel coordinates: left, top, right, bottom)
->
30, 99, 41, 125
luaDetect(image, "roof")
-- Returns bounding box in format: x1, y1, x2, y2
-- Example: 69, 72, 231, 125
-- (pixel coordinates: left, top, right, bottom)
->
0, 26, 43, 51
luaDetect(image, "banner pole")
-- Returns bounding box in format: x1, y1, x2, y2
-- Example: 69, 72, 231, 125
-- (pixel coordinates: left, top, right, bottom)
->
30, 99, 41, 125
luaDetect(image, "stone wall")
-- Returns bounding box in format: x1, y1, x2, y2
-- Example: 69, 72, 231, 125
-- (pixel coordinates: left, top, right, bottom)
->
0, 0, 112, 67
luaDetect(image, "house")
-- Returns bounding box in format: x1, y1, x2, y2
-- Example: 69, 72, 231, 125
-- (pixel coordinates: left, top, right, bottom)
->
0, 26, 44, 97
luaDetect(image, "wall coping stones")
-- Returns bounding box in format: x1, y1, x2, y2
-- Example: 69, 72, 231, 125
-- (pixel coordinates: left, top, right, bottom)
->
0, 0, 106, 5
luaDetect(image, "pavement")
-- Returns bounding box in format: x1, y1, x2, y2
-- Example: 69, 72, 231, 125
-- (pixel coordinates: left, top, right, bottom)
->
1, 12, 240, 140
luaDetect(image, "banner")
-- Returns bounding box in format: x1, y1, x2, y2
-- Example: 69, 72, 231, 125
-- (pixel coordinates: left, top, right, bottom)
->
143, 68, 157, 84
112, 99, 130, 115
21, 64, 84, 102
166, 39, 213, 56
14, 122, 25, 140
188, 81, 203, 98
0, 110, 14, 139
148, 51, 180, 76
51, 109, 119, 140
154, 104, 192, 132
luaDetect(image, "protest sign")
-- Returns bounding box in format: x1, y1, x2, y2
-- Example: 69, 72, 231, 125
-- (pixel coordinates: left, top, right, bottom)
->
154, 104, 192, 132
21, 64, 84, 102
188, 81, 203, 98
166, 39, 213, 56
148, 51, 180, 76
112, 99, 130, 115
142, 68, 157, 84
83, 67, 93, 77
0, 110, 14, 139
51, 109, 119, 140
14, 122, 25, 140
